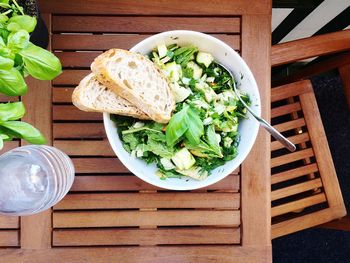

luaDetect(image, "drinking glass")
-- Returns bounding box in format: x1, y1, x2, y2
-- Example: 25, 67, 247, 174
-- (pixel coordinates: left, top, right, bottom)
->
0, 145, 75, 216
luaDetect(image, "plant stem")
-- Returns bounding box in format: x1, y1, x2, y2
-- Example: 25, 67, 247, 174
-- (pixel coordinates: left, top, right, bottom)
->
1, 9, 12, 16
11, 0, 24, 15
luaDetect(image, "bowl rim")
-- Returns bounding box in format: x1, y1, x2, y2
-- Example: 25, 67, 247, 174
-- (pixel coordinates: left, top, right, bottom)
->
103, 30, 261, 190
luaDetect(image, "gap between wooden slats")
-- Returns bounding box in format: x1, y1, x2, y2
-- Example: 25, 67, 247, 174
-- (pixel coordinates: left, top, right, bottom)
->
52, 227, 240, 246
52, 34, 240, 53
273, 118, 306, 133
271, 163, 319, 184
52, 16, 240, 33
72, 158, 128, 173
53, 210, 240, 228
271, 148, 314, 168
271, 178, 323, 201
70, 174, 240, 192
271, 102, 302, 118
271, 132, 310, 151
0, 230, 19, 246
54, 140, 114, 156
54, 192, 240, 210
53, 123, 106, 139
271, 193, 326, 217
271, 80, 312, 103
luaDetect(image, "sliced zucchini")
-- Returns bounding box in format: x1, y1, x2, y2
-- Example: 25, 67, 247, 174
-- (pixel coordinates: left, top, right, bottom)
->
160, 158, 176, 170
157, 44, 167, 58
196, 51, 214, 68
163, 61, 182, 81
186, 61, 203, 79
171, 148, 196, 170
176, 166, 208, 180
170, 82, 191, 103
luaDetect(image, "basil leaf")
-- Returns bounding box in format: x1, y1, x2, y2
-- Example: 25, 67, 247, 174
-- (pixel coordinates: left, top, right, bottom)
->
0, 14, 8, 24
184, 107, 204, 145
0, 135, 3, 149
7, 29, 29, 52
7, 15, 36, 33
0, 67, 27, 95
206, 125, 222, 157
0, 133, 12, 141
0, 55, 13, 69
0, 101, 25, 122
0, 0, 10, 4
166, 105, 189, 146
0, 121, 46, 144
20, 44, 62, 80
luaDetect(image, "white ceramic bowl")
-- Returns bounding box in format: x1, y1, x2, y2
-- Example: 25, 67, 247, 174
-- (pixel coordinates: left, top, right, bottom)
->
103, 30, 260, 190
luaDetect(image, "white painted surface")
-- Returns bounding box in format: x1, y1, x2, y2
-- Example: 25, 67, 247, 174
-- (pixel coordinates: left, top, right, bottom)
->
272, 8, 294, 31
280, 0, 350, 43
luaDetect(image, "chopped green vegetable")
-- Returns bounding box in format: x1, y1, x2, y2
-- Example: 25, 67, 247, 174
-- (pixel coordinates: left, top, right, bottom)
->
113, 44, 250, 180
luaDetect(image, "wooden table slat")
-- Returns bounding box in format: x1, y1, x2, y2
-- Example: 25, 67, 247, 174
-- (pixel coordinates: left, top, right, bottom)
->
53, 210, 240, 228
0, 216, 19, 229
72, 158, 129, 173
0, 231, 19, 247
53, 123, 106, 139
53, 34, 241, 52
54, 140, 114, 156
71, 174, 240, 192
53, 16, 240, 33
53, 105, 102, 121
53, 227, 240, 246
54, 192, 240, 210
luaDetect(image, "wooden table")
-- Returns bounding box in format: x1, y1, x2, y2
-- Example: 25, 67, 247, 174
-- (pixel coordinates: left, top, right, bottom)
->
0, 1, 272, 262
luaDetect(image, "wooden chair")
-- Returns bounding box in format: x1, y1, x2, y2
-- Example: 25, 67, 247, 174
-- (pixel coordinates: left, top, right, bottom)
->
270, 30, 349, 238
271, 29, 350, 107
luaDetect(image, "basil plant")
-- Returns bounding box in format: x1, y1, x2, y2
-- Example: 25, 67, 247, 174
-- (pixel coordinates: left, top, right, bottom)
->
0, 0, 62, 150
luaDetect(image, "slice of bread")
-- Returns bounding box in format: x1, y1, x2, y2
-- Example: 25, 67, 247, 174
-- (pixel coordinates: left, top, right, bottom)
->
72, 73, 151, 120
91, 49, 175, 123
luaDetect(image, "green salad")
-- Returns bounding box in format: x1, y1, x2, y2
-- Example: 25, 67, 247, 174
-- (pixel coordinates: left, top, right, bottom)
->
112, 44, 250, 180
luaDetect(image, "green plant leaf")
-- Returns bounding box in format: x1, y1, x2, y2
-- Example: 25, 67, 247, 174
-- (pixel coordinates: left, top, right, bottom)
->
0, 101, 25, 122
7, 15, 36, 33
7, 29, 29, 52
205, 125, 222, 157
0, 121, 46, 144
0, 0, 10, 4
0, 135, 3, 149
184, 107, 204, 146
0, 67, 27, 95
0, 14, 9, 24
0, 55, 13, 69
20, 44, 62, 80
165, 105, 189, 147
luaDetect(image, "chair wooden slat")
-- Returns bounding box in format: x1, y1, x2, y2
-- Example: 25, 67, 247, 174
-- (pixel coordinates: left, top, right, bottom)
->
54, 140, 114, 156
271, 193, 327, 217
72, 158, 128, 174
0, 216, 19, 229
53, 34, 240, 52
53, 16, 240, 33
271, 178, 322, 201
70, 174, 240, 192
273, 118, 306, 133
41, 0, 271, 15
271, 163, 319, 184
271, 148, 314, 168
53, 105, 102, 121
54, 192, 240, 210
53, 210, 240, 228
0, 231, 19, 247
271, 132, 310, 151
271, 80, 312, 102
271, 29, 350, 67
53, 227, 240, 246
271, 102, 301, 118
272, 207, 346, 239
53, 123, 105, 139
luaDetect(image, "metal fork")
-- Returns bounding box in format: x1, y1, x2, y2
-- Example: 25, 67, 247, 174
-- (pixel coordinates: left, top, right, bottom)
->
218, 62, 296, 152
